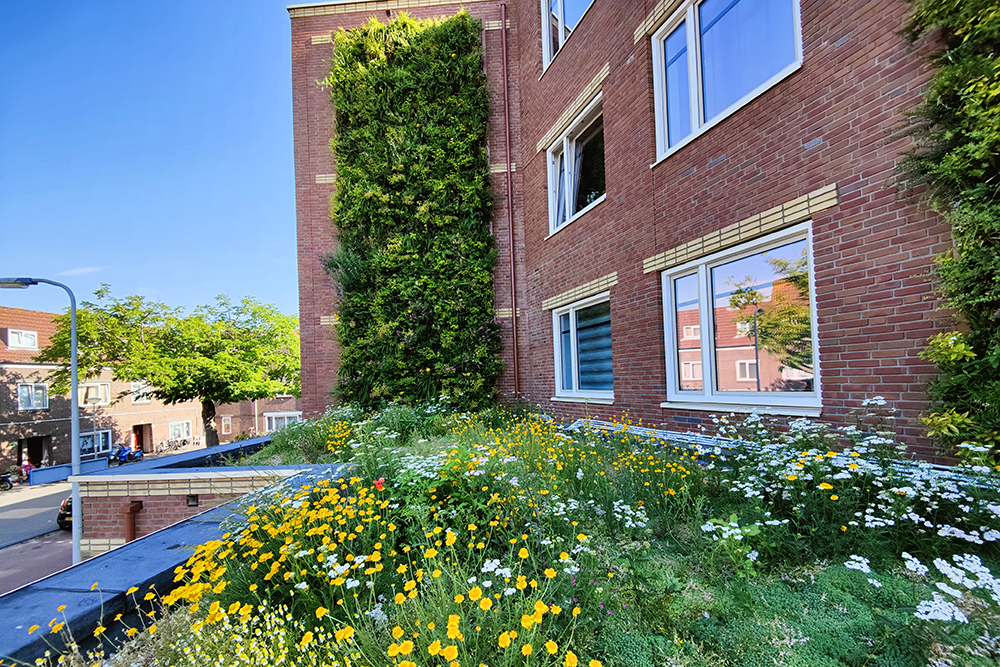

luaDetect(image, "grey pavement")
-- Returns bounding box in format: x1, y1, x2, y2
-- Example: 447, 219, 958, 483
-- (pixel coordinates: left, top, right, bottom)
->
0, 481, 71, 549
0, 532, 72, 596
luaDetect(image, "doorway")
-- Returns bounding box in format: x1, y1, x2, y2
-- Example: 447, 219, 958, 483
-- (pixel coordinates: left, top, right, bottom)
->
18, 436, 46, 466
133, 424, 153, 453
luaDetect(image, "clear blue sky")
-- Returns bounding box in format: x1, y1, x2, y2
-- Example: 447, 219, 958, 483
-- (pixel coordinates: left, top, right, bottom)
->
0, 1, 300, 317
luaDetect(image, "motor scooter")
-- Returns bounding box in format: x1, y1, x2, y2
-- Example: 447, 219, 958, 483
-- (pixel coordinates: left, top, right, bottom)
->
114, 445, 145, 465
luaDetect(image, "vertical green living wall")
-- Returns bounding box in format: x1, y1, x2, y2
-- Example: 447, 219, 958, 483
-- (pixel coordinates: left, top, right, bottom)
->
323, 12, 502, 409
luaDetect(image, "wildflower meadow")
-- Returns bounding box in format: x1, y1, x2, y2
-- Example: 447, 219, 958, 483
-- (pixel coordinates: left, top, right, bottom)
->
13, 398, 1000, 666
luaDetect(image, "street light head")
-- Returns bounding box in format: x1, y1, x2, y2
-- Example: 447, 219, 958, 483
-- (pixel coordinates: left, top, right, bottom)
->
0, 277, 39, 289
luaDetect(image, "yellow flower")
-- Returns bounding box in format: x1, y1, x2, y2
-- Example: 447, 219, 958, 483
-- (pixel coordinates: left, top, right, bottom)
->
334, 625, 355, 642
564, 651, 579, 667
428, 640, 442, 656
830, 494, 839, 501
560, 552, 570, 560
841, 525, 848, 532
51, 622, 65, 634
545, 568, 557, 579
28, 625, 39, 635
395, 592, 406, 604
126, 586, 139, 595
388, 643, 400, 657
399, 640, 414, 655
572, 606, 581, 617
425, 548, 438, 558
589, 661, 601, 667
546, 640, 558, 654
522, 643, 533, 656
454, 594, 465, 603
576, 533, 588, 541
469, 586, 483, 601
518, 548, 529, 559
521, 614, 534, 629
499, 632, 511, 648
479, 598, 493, 611
249, 584, 258, 592
819, 482, 833, 490
316, 606, 329, 619
148, 624, 158, 635
442, 645, 459, 661
90, 582, 99, 591
393, 626, 405, 639
534, 600, 548, 615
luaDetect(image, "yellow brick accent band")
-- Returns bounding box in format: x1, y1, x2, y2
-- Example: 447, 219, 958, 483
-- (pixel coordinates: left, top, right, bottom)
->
482, 19, 510, 30
535, 63, 610, 154
495, 308, 521, 318
489, 162, 516, 173
542, 273, 618, 311
642, 184, 839, 274
634, 0, 684, 44
319, 314, 338, 326
315, 174, 336, 184
311, 34, 333, 44
289, 0, 491, 19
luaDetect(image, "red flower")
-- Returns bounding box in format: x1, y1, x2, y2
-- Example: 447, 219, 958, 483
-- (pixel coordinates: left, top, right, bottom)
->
374, 477, 385, 491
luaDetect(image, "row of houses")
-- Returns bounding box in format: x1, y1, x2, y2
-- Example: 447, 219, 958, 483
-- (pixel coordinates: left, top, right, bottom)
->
290, 0, 951, 457
0, 306, 301, 469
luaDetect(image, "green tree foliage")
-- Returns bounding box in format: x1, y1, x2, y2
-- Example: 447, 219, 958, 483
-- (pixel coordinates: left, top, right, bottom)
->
38, 287, 300, 447
901, 0, 1000, 456
322, 12, 502, 409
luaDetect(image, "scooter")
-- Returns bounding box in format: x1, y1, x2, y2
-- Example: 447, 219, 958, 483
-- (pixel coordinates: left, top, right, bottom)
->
114, 445, 145, 465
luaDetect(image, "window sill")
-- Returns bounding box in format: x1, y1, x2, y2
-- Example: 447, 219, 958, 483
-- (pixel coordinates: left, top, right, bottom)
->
545, 194, 606, 240
551, 395, 615, 405
659, 401, 821, 418
18, 407, 49, 412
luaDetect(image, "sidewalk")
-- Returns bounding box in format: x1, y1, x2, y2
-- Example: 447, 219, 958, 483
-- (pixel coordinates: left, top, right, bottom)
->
0, 481, 71, 548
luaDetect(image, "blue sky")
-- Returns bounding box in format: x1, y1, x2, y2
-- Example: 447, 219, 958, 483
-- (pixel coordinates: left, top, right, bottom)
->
0, 1, 301, 317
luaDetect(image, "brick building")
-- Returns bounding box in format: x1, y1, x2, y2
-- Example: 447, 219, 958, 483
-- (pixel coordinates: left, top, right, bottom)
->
290, 0, 950, 457
0, 307, 301, 468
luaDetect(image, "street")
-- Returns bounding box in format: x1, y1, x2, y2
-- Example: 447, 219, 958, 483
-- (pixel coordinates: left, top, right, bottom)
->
0, 481, 70, 549
0, 533, 72, 595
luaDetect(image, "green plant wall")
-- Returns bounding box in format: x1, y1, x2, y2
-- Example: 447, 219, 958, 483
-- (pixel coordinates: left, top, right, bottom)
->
322, 12, 502, 410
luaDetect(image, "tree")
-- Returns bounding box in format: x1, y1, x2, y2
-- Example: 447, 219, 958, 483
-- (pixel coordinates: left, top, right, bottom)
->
38, 287, 300, 448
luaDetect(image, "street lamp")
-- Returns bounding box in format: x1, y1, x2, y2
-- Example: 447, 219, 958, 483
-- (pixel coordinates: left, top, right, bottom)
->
752, 307, 765, 393
0, 277, 81, 564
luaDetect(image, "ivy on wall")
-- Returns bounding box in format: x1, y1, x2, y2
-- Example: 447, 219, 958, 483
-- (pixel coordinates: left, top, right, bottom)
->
322, 12, 503, 410
901, 0, 1000, 462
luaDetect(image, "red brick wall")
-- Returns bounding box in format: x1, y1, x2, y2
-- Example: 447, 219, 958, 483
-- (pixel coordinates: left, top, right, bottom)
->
292, 0, 951, 459
81, 494, 223, 542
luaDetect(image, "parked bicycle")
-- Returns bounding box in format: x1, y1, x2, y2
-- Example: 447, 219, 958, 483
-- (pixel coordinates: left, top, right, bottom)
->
156, 437, 190, 454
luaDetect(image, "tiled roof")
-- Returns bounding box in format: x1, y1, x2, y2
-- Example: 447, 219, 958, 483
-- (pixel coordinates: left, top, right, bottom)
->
0, 306, 59, 364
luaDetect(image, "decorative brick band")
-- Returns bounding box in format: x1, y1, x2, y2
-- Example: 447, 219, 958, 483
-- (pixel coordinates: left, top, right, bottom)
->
78, 471, 293, 498
482, 19, 510, 30
319, 314, 338, 326
495, 308, 521, 318
315, 174, 336, 184
289, 0, 491, 19
542, 273, 618, 311
633, 0, 684, 44
311, 34, 333, 45
642, 184, 839, 274
535, 63, 610, 154
489, 162, 517, 173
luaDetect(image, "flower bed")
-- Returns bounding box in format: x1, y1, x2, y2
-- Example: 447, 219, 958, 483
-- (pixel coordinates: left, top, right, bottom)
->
23, 400, 1000, 666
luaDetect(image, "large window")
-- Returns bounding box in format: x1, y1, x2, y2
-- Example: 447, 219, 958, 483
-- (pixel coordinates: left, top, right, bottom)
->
265, 412, 303, 433
5, 329, 38, 350
547, 97, 606, 234
553, 293, 613, 401
80, 430, 112, 457
651, 0, 801, 159
131, 381, 152, 404
661, 223, 819, 411
542, 0, 595, 67
169, 421, 192, 440
17, 383, 48, 410
79, 382, 111, 406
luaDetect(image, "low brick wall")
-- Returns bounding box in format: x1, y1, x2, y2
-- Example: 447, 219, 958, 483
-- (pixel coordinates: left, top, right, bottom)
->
77, 469, 303, 559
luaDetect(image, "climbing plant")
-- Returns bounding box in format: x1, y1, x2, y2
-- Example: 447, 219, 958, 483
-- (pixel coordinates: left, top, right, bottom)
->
901, 0, 1000, 463
322, 12, 502, 410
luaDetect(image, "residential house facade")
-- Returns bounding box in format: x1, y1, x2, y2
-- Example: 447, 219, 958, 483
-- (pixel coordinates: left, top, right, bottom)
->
290, 0, 950, 459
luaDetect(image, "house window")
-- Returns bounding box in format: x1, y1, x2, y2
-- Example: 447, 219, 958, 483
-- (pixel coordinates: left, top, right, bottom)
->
542, 0, 595, 67
80, 430, 112, 457
131, 381, 152, 404
79, 382, 111, 405
682, 325, 701, 339
651, 0, 801, 159
169, 421, 192, 440
661, 223, 819, 410
553, 293, 613, 400
264, 412, 302, 433
17, 383, 48, 410
547, 97, 606, 234
221, 415, 233, 436
6, 329, 38, 350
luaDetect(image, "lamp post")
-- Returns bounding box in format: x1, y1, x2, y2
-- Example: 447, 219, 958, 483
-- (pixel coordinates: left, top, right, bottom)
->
752, 307, 765, 393
0, 277, 81, 564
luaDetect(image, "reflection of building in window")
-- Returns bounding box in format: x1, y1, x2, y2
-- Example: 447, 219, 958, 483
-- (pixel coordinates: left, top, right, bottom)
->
736, 360, 758, 382
5, 328, 38, 350
80, 430, 112, 457
547, 98, 605, 233
131, 381, 152, 404
662, 225, 818, 410
79, 382, 111, 405
553, 294, 613, 400
221, 415, 232, 435
17, 383, 48, 410
265, 412, 303, 433
169, 421, 192, 440
542, 0, 596, 67
651, 0, 801, 157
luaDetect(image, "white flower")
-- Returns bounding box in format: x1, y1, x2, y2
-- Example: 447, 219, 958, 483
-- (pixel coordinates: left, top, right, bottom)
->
746, 550, 759, 562
868, 578, 882, 588
844, 555, 872, 574
914, 593, 968, 623
294, 582, 308, 590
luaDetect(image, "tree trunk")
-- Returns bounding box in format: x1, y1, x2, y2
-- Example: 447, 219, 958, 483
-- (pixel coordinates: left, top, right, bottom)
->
202, 399, 219, 448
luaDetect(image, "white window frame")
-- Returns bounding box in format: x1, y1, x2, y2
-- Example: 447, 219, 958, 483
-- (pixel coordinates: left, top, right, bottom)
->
551, 291, 614, 403
131, 381, 152, 404
541, 0, 596, 69
169, 420, 192, 440
80, 429, 113, 456
6, 329, 38, 350
79, 382, 111, 406
736, 359, 758, 382
651, 0, 803, 163
221, 415, 233, 436
546, 95, 606, 236
17, 383, 48, 410
681, 361, 703, 381
660, 222, 820, 413
264, 411, 303, 433
682, 325, 701, 340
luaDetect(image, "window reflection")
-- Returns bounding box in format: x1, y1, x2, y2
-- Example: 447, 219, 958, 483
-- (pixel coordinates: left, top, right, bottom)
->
674, 273, 702, 391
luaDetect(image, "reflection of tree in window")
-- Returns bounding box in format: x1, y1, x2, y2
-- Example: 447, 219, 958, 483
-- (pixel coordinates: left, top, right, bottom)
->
573, 117, 605, 214
715, 241, 813, 392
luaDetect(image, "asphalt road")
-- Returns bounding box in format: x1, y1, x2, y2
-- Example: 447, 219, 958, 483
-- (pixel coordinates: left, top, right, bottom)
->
0, 533, 72, 596
0, 481, 71, 549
